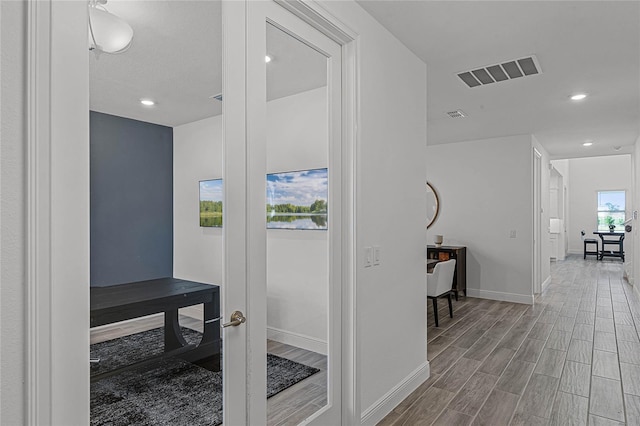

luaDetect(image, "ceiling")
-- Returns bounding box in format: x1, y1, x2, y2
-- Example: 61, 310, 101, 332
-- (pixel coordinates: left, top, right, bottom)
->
358, 1, 640, 159
92, 1, 639, 160
90, 1, 326, 128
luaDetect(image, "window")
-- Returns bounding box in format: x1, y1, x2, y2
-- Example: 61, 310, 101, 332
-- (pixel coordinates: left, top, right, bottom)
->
597, 191, 626, 231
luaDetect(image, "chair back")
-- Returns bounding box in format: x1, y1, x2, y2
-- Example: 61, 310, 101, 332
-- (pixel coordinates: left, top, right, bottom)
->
427, 259, 456, 297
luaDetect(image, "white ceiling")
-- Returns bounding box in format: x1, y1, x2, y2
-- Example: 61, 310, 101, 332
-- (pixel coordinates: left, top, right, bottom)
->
357, 1, 640, 159
92, 1, 639, 160
90, 1, 326, 128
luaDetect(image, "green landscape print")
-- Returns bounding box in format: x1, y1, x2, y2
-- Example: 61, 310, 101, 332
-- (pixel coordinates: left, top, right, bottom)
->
267, 168, 328, 230
200, 179, 223, 227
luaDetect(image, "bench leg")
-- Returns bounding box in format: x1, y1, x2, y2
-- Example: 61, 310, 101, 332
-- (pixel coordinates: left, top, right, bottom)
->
447, 293, 453, 318
164, 309, 188, 352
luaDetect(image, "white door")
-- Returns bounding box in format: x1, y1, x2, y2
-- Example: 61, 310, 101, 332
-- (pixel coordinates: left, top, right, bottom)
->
225, 1, 344, 424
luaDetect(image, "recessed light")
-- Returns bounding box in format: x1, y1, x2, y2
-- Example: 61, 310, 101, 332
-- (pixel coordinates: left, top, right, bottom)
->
571, 93, 587, 101
614, 146, 622, 151
583, 141, 593, 147
140, 99, 155, 106
265, 55, 272, 63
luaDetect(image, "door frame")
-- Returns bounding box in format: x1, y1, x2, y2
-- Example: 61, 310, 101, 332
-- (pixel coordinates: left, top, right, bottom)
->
25, 0, 360, 424
533, 148, 542, 295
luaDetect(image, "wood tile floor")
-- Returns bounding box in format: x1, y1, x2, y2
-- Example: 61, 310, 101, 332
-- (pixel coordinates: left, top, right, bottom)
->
90, 306, 327, 426
380, 254, 640, 425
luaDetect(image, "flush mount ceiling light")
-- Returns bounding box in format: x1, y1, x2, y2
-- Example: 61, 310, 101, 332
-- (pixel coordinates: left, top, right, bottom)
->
88, 0, 133, 54
140, 99, 155, 106
583, 141, 593, 147
571, 93, 588, 101
265, 55, 272, 63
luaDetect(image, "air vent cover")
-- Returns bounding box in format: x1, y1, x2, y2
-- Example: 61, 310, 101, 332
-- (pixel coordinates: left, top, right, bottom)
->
457, 55, 542, 88
446, 110, 467, 119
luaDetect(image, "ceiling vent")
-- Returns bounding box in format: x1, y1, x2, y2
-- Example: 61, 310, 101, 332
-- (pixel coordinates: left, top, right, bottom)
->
457, 55, 542, 88
446, 109, 467, 119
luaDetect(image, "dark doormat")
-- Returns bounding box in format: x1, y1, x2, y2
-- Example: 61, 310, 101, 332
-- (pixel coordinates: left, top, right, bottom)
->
90, 327, 319, 426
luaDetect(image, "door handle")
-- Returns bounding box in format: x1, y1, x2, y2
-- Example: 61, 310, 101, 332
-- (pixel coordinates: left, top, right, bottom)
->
222, 310, 246, 328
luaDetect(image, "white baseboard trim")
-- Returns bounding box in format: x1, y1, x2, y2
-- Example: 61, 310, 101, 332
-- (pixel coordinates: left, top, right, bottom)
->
568, 249, 582, 255
542, 276, 551, 292
466, 288, 534, 305
267, 327, 327, 355
360, 362, 430, 426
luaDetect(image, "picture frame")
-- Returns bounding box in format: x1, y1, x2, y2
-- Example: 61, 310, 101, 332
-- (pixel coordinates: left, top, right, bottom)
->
266, 168, 328, 230
199, 179, 223, 227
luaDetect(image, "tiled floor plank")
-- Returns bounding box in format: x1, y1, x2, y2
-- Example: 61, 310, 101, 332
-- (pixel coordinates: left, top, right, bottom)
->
382, 255, 639, 426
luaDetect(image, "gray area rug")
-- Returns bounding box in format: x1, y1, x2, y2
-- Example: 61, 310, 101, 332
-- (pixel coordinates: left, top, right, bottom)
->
90, 327, 319, 426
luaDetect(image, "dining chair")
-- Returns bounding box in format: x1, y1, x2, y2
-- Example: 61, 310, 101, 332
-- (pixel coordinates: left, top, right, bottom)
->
426, 259, 456, 327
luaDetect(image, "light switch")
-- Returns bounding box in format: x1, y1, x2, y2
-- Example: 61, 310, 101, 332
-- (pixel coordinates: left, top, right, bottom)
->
365, 247, 373, 267
509, 230, 517, 239
373, 246, 381, 265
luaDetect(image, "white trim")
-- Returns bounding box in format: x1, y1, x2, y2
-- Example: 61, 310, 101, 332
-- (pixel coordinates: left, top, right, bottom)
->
267, 327, 327, 355
27, 1, 52, 423
360, 362, 431, 426
466, 288, 535, 305
568, 249, 583, 255
541, 276, 551, 292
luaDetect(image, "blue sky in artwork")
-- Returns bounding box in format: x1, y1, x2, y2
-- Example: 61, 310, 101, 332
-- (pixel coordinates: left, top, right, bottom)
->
200, 179, 223, 202
267, 168, 328, 206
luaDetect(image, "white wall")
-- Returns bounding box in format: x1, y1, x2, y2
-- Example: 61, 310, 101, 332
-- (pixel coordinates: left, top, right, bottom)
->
1, 1, 26, 422
427, 135, 536, 304
173, 115, 224, 286
565, 155, 632, 254
321, 2, 428, 422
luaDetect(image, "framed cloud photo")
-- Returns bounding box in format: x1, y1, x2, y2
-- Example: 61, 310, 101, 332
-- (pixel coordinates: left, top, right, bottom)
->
199, 179, 223, 227
266, 168, 328, 230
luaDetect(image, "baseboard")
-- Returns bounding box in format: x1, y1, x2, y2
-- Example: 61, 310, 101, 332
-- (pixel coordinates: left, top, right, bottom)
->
542, 276, 551, 292
568, 249, 582, 255
466, 288, 534, 305
267, 327, 327, 355
360, 362, 430, 426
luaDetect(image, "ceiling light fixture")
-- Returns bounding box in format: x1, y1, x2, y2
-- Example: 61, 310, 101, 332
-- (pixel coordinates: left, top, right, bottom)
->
265, 55, 272, 63
614, 146, 622, 151
571, 93, 588, 101
583, 141, 593, 147
140, 99, 155, 106
88, 0, 134, 54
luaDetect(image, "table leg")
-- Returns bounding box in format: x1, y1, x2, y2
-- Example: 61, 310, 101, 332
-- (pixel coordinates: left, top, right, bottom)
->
164, 309, 188, 351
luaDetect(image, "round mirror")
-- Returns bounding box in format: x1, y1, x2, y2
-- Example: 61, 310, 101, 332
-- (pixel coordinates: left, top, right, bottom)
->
427, 182, 439, 229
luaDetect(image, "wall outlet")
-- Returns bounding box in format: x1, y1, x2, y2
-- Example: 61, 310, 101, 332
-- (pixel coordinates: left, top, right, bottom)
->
509, 230, 517, 239
373, 246, 381, 265
365, 247, 373, 267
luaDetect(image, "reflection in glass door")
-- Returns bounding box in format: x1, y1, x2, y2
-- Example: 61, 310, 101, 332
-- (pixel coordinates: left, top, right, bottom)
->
246, 2, 343, 423
265, 22, 330, 425
88, 1, 225, 424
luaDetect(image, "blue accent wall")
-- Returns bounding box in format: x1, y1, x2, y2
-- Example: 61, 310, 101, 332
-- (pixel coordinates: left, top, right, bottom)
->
90, 111, 173, 287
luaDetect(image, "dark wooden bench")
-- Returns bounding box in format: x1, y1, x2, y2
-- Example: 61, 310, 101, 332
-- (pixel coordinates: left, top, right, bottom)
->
90, 277, 220, 380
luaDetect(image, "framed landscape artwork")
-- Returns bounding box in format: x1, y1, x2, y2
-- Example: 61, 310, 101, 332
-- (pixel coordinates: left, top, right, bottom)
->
266, 168, 328, 230
199, 179, 223, 227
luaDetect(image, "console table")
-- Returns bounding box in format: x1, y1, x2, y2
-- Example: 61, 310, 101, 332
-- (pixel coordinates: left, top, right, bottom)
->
427, 245, 467, 300
91, 277, 220, 380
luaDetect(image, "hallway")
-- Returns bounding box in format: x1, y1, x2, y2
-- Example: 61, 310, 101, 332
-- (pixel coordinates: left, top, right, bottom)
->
380, 255, 639, 425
